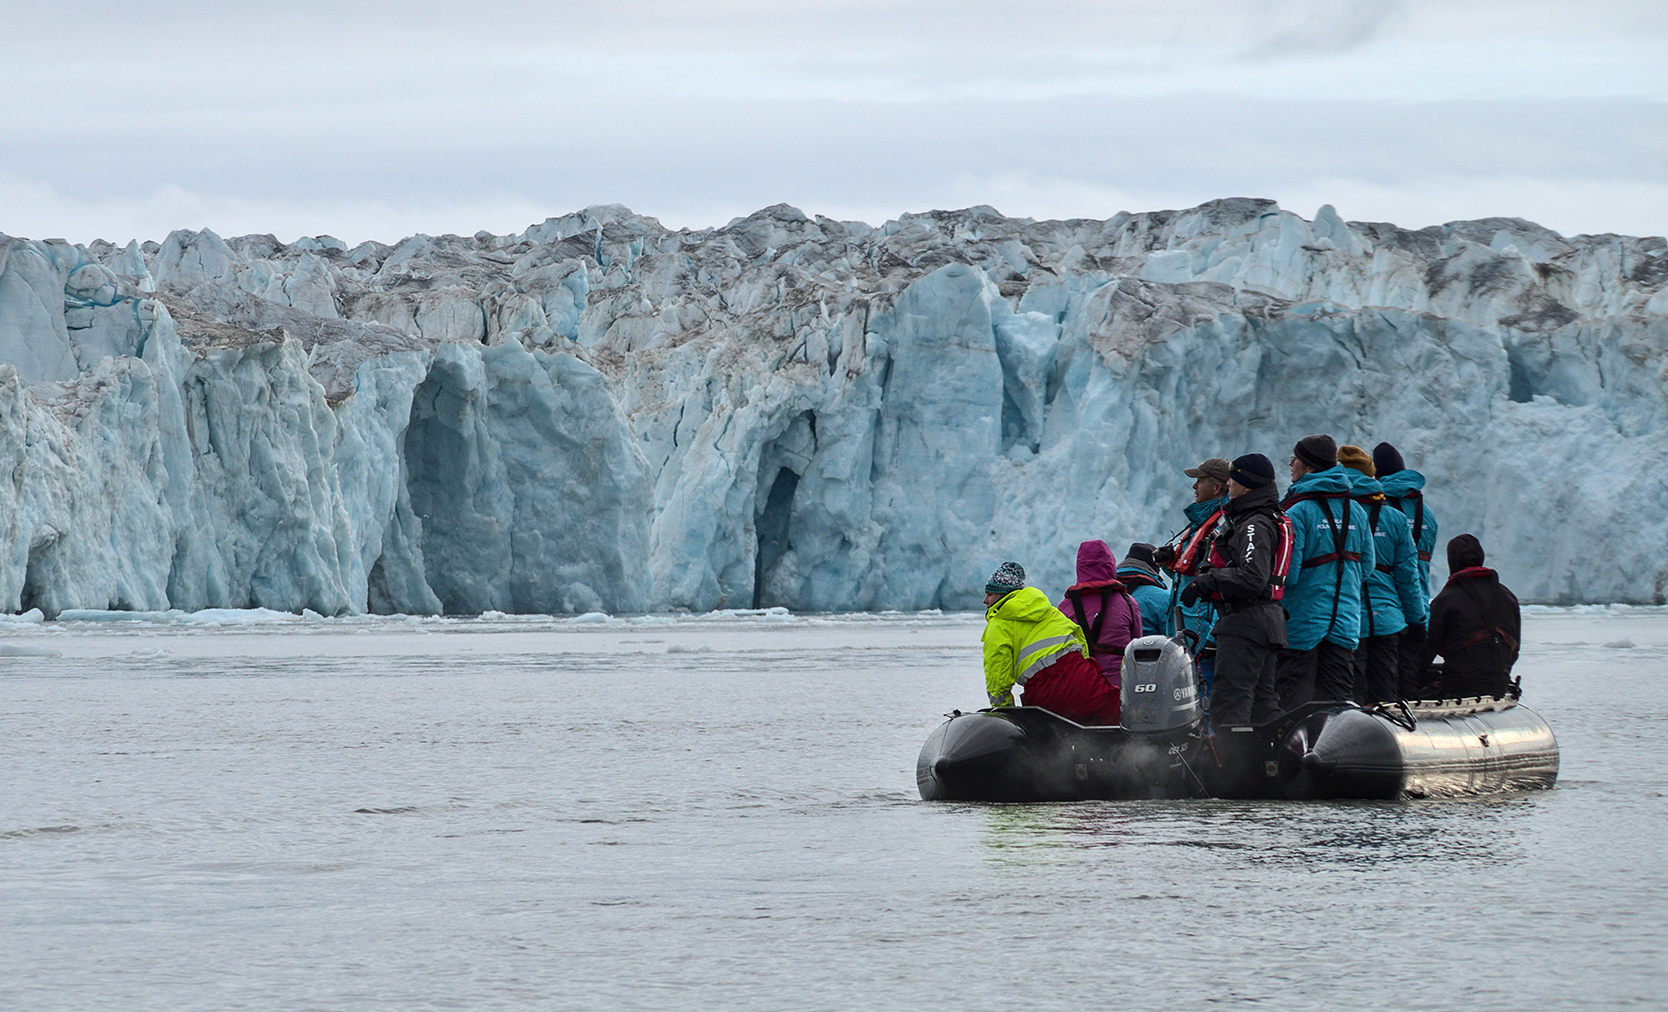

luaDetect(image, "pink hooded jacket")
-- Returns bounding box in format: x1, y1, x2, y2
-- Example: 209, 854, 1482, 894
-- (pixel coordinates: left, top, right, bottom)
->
1057, 540, 1144, 686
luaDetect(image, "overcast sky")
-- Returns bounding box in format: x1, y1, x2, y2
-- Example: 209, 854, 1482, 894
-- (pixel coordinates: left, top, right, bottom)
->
3, 0, 1666, 244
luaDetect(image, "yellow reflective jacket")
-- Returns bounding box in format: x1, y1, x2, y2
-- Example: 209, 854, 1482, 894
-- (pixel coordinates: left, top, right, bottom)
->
982, 587, 1091, 706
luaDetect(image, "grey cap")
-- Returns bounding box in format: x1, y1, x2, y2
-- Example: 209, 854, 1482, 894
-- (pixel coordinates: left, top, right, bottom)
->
1183, 457, 1231, 484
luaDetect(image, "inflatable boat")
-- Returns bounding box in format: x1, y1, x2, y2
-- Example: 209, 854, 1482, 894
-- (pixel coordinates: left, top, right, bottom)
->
917, 635, 1559, 802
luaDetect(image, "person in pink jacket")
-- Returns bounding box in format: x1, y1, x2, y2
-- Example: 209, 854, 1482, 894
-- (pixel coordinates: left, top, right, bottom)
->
1057, 540, 1145, 711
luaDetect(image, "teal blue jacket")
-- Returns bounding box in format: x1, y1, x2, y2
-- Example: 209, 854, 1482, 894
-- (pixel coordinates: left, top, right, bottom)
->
1378, 469, 1438, 619
1281, 466, 1376, 651
1346, 471, 1426, 639
1116, 564, 1170, 637
1166, 496, 1226, 644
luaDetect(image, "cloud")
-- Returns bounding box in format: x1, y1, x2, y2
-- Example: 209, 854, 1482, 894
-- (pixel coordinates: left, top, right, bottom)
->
2, 2, 1666, 243
1238, 0, 1403, 61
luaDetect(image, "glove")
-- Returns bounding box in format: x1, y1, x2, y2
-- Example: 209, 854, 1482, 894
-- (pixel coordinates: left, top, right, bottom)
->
1179, 581, 1205, 607
1152, 544, 1176, 568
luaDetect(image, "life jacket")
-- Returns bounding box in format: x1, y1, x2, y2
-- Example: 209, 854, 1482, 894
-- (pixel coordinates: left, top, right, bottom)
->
1117, 570, 1163, 591
1402, 489, 1431, 562
1167, 509, 1223, 576
1064, 580, 1132, 656
1440, 567, 1520, 655
1352, 493, 1396, 637
1203, 507, 1295, 602
1283, 489, 1359, 637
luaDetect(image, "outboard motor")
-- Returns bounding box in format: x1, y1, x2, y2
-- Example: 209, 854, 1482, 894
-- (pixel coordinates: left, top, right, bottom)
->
1119, 635, 1202, 733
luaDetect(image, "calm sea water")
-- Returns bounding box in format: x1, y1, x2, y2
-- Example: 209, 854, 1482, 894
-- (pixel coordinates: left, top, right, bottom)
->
1, 609, 1663, 1011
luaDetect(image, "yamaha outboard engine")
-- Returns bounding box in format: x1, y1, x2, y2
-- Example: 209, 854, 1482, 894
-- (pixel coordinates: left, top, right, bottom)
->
1120, 635, 1203, 733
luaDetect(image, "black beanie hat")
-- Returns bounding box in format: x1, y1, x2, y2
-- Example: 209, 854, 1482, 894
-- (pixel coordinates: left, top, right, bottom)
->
1373, 442, 1406, 477
1294, 434, 1338, 471
1228, 453, 1276, 488
1447, 534, 1485, 571
1124, 542, 1158, 567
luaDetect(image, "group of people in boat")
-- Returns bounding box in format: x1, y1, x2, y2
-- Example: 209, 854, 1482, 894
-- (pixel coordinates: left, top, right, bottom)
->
980, 436, 1522, 728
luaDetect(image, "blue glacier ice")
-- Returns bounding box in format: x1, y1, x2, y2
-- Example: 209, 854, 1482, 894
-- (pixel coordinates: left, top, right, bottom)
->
1, 197, 1665, 615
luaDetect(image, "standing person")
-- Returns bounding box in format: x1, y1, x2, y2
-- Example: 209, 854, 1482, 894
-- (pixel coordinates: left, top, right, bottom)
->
1178, 454, 1288, 726
1276, 435, 1376, 708
1374, 441, 1438, 697
981, 562, 1121, 726
1116, 542, 1170, 637
1154, 457, 1230, 692
1057, 541, 1143, 720
1416, 535, 1521, 699
1338, 445, 1425, 703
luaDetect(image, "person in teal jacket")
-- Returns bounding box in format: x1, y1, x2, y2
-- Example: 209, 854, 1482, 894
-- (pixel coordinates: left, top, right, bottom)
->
1115, 543, 1170, 637
1339, 446, 1425, 703
1374, 442, 1439, 697
1276, 435, 1376, 708
1152, 458, 1230, 698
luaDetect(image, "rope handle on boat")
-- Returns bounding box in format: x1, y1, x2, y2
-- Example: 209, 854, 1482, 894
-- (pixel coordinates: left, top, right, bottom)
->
1367, 700, 1417, 731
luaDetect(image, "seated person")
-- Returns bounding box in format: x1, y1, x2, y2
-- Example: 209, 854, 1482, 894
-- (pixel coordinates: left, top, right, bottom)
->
1058, 540, 1143, 710
983, 562, 1121, 726
1115, 542, 1171, 636
1416, 534, 1521, 699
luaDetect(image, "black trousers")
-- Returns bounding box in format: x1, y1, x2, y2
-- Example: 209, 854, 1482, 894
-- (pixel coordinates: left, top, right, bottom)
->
1210, 633, 1281, 726
1353, 633, 1402, 704
1276, 641, 1356, 710
1397, 622, 1428, 698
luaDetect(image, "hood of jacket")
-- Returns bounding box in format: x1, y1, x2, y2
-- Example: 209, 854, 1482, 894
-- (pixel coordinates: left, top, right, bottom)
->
1377, 468, 1427, 498
1345, 470, 1386, 498
1448, 532, 1485, 570
1226, 482, 1282, 516
1288, 464, 1354, 498
986, 586, 1058, 623
1074, 540, 1117, 584
1184, 495, 1227, 528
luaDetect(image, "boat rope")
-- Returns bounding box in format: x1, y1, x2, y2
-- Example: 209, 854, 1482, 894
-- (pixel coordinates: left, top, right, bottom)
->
1367, 700, 1417, 731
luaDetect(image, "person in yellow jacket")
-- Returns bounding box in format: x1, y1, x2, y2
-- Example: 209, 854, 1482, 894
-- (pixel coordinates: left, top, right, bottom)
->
982, 562, 1123, 725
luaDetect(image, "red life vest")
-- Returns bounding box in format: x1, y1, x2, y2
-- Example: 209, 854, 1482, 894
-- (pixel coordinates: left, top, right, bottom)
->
1203, 508, 1296, 602
1167, 509, 1223, 576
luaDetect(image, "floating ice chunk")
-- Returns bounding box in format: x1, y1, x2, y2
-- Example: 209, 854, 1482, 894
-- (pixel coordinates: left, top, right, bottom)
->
0, 643, 62, 657
56, 609, 187, 623
569, 612, 611, 624
1604, 638, 1635, 649
178, 609, 304, 625
0, 609, 45, 624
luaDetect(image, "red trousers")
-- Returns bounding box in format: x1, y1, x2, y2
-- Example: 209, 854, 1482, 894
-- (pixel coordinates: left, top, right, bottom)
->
1020, 651, 1122, 726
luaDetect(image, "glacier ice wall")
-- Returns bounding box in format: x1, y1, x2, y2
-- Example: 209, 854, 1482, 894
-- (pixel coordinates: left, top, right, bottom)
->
1, 197, 1665, 614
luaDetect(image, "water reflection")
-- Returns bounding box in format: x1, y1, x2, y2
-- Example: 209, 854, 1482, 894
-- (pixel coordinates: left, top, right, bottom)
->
977, 793, 1546, 870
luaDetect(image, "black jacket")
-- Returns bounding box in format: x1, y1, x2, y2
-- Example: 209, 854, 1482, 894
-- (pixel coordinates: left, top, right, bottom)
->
1190, 484, 1288, 647
1417, 567, 1520, 697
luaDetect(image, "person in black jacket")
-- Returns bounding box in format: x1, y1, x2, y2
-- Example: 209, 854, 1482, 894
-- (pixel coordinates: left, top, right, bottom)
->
1181, 454, 1287, 725
1416, 534, 1521, 699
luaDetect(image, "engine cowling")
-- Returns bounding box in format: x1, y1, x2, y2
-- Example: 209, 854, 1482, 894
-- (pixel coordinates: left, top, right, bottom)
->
1119, 635, 1202, 733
